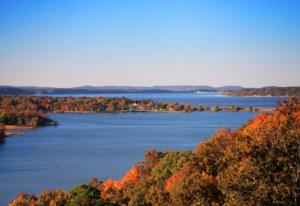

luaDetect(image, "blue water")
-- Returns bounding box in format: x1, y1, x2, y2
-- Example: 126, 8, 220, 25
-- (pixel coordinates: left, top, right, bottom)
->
37, 92, 287, 107
0, 93, 286, 204
0, 112, 258, 205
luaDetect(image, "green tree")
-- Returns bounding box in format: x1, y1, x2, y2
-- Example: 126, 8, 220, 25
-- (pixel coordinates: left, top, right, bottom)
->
67, 184, 104, 206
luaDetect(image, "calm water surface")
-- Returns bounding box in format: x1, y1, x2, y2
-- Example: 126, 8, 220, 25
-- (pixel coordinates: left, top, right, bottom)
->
0, 112, 258, 204
38, 92, 287, 107
1, 93, 286, 204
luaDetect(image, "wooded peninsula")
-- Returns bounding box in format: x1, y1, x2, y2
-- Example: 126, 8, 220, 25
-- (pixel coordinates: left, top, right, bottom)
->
0, 95, 272, 130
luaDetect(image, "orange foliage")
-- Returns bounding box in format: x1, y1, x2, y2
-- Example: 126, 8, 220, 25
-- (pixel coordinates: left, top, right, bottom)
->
241, 98, 300, 137
101, 166, 141, 199
165, 166, 216, 192
240, 112, 269, 136
119, 165, 141, 186
195, 128, 237, 168
165, 168, 188, 191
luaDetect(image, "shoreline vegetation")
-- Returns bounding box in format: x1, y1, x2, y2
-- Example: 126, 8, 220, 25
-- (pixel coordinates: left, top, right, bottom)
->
8, 98, 300, 205
0, 95, 274, 131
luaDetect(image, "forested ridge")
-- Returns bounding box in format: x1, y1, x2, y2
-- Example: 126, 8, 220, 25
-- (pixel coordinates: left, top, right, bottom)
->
228, 87, 300, 97
9, 98, 300, 206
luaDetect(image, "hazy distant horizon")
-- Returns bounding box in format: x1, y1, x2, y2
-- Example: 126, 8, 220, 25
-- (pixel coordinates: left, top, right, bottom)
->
1, 84, 299, 89
1, 0, 300, 87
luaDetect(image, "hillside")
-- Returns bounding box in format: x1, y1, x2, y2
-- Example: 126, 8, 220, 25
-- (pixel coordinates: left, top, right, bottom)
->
9, 98, 300, 206
228, 86, 300, 97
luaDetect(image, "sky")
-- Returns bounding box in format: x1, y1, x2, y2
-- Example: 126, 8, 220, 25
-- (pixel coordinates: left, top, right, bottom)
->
0, 0, 299, 88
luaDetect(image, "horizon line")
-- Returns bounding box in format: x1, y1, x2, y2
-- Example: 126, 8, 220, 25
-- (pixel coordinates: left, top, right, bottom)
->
1, 84, 300, 89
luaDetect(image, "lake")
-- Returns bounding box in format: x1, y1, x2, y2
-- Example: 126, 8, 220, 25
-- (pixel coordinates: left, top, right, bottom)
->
37, 92, 287, 107
0, 93, 286, 204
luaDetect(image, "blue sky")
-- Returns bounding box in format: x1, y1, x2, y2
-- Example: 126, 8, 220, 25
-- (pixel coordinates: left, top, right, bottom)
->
0, 0, 299, 87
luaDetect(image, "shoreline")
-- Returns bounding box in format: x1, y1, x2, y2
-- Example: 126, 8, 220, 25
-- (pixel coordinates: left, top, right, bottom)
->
50, 107, 274, 114
5, 131, 24, 137
4, 125, 34, 130
224, 95, 290, 98
3, 125, 33, 137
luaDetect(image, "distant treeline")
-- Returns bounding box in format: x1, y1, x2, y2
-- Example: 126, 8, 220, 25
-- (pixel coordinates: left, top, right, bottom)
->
9, 98, 300, 206
0, 95, 266, 127
0, 85, 243, 95
227, 86, 300, 97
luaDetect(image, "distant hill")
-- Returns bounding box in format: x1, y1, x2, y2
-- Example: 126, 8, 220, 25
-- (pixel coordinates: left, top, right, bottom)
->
0, 85, 243, 95
152, 85, 217, 92
228, 86, 300, 97
0, 86, 31, 95
217, 85, 244, 92
0, 86, 169, 95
